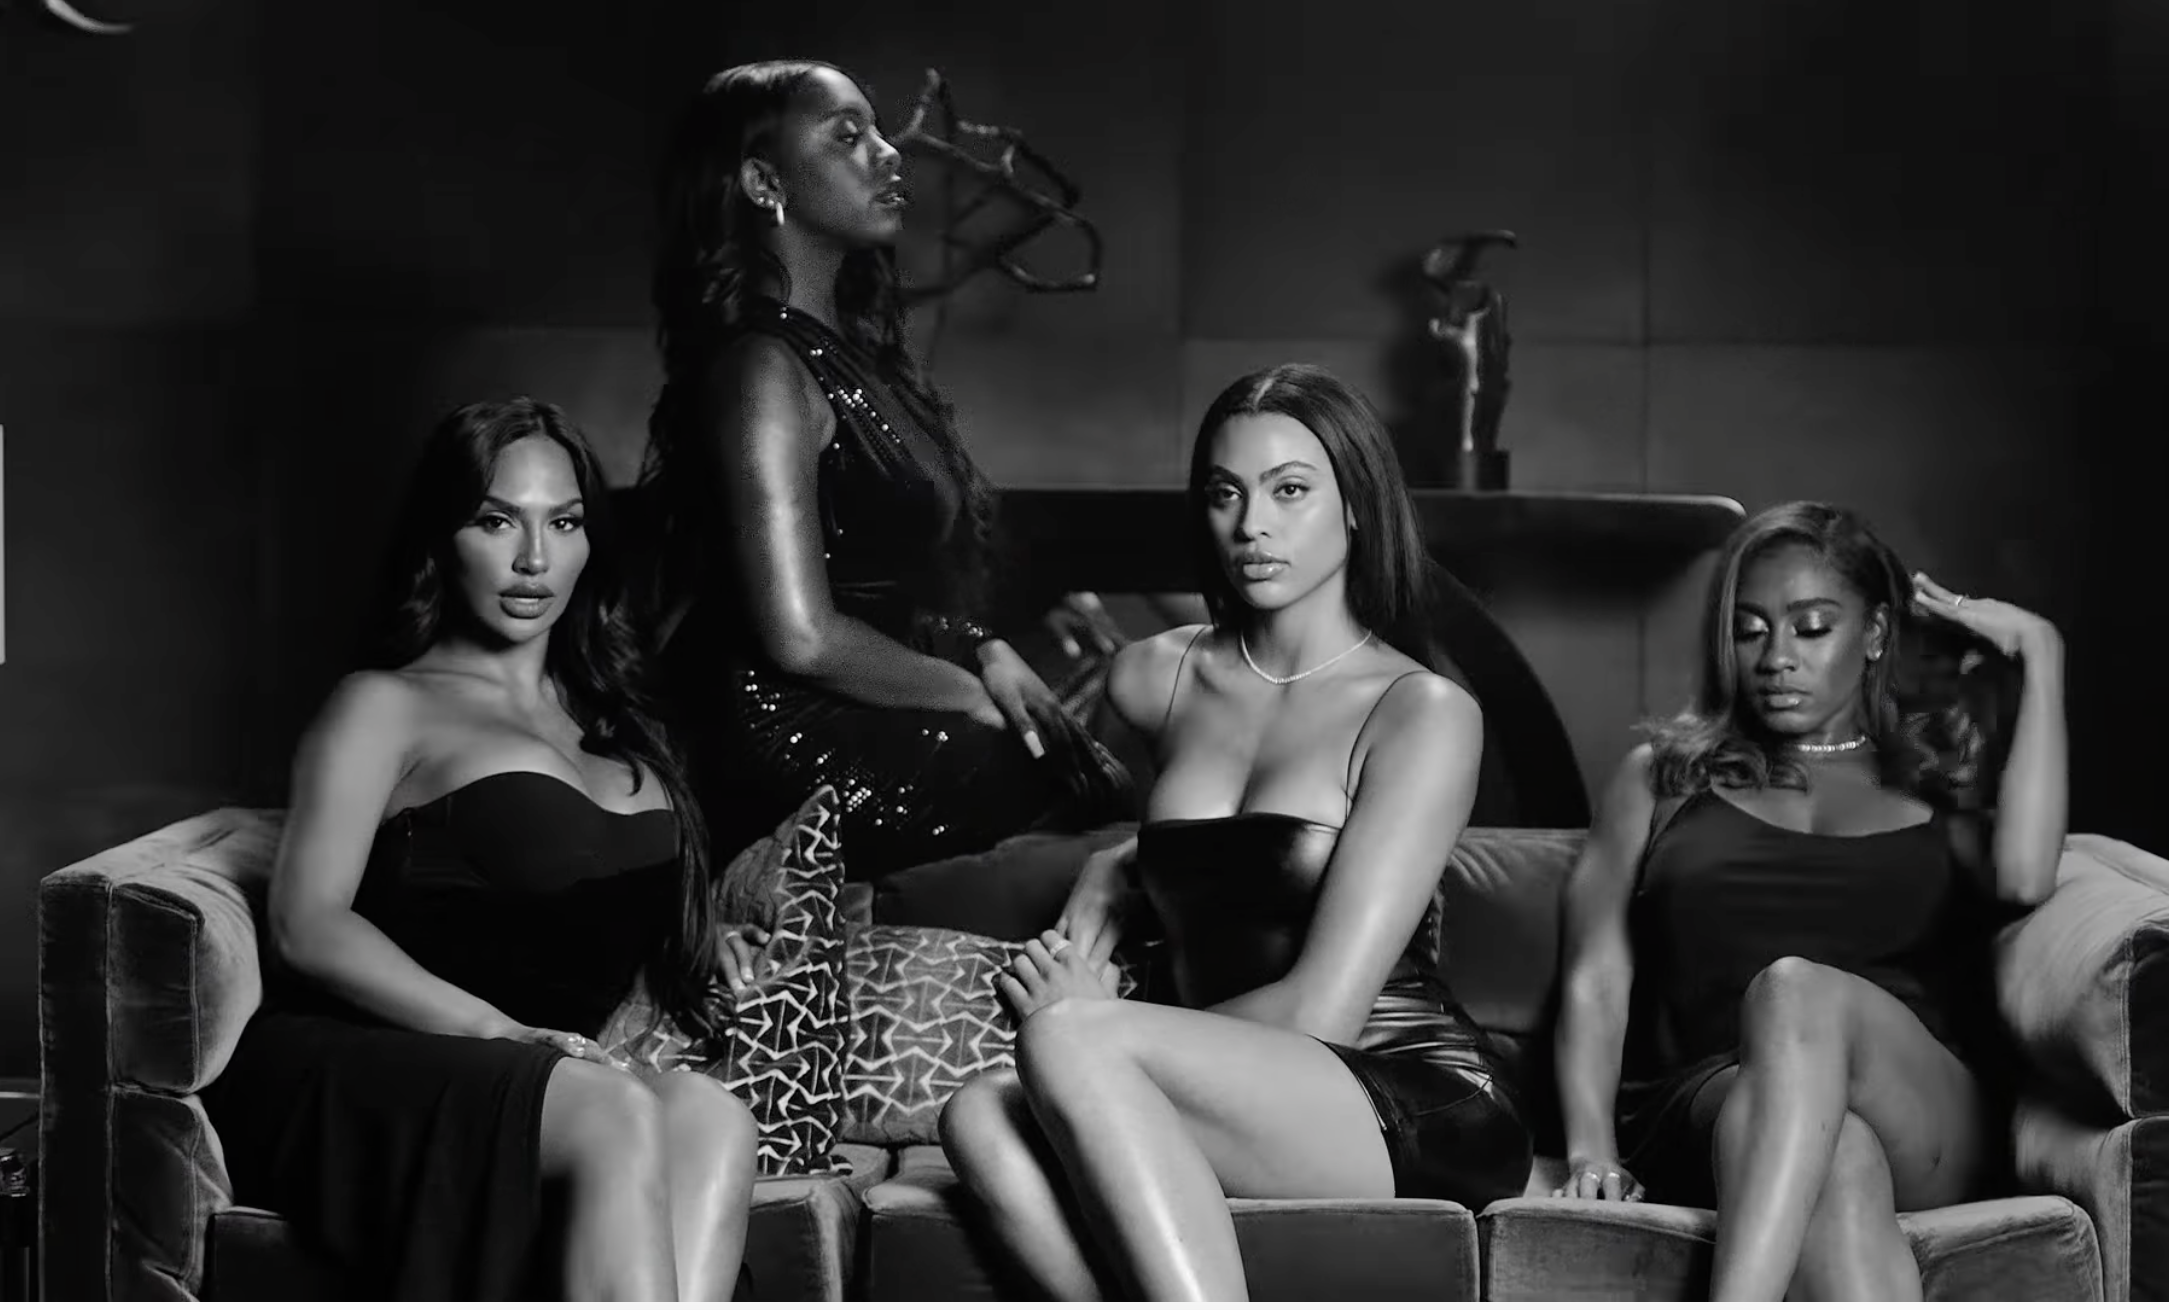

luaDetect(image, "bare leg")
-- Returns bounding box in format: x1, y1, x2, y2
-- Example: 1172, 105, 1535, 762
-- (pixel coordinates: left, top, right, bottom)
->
647, 1070, 761, 1302
1785, 1113, 1921, 1300
1708, 958, 1988, 1301
539, 1059, 676, 1300
1009, 997, 1398, 1301
940, 1070, 1106, 1299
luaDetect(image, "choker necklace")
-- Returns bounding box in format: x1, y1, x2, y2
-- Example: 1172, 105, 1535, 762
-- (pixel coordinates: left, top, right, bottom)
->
1239, 630, 1373, 685
1793, 734, 1870, 755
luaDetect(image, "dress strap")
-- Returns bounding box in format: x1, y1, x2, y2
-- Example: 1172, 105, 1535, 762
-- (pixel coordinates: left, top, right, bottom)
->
1162, 626, 1212, 735
1345, 669, 1429, 798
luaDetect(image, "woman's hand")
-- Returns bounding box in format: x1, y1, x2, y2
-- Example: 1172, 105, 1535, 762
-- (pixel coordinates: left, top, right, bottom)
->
1912, 572, 2062, 664
489, 1019, 634, 1073
997, 929, 1122, 1022
718, 924, 780, 1002
1055, 838, 1136, 968
1554, 1155, 1645, 1203
977, 638, 1089, 762
1043, 591, 1127, 660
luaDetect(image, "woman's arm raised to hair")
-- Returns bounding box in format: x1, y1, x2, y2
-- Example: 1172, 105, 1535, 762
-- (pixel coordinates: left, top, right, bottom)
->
1552, 745, 1658, 1167
1987, 623, 2067, 905
702, 335, 998, 715
1208, 675, 1482, 1045
268, 674, 532, 1038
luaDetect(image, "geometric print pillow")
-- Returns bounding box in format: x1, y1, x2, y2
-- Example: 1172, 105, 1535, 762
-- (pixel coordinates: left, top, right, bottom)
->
703, 786, 852, 1176
599, 788, 852, 1177
839, 922, 1142, 1146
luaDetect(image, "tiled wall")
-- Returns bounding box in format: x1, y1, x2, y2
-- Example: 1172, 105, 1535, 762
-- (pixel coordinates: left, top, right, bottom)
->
0, 0, 2134, 1075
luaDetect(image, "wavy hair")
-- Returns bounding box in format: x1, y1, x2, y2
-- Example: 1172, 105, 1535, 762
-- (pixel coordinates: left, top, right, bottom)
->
639, 59, 994, 613
1187, 364, 1445, 669
1644, 500, 1996, 805
369, 398, 723, 1040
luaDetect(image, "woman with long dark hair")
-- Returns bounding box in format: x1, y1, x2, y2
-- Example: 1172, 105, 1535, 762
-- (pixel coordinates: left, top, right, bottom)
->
1551, 501, 2066, 1299
202, 399, 763, 1300
639, 60, 1129, 879
937, 365, 1531, 1300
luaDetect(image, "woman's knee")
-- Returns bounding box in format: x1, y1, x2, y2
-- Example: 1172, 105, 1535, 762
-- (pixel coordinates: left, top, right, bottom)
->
654, 1071, 759, 1163
542, 1059, 666, 1184
940, 1071, 1030, 1172
1015, 998, 1123, 1076
1740, 956, 1847, 1046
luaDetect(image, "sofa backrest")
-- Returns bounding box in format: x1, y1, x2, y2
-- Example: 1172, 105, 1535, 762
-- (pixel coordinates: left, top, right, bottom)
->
1433, 827, 1578, 1146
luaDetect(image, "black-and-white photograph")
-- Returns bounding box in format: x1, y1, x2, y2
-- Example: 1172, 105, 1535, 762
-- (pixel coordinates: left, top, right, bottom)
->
1, 0, 2160, 1301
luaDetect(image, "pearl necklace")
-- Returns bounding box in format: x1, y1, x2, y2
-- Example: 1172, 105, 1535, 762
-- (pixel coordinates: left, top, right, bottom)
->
1239, 630, 1373, 685
1793, 734, 1870, 755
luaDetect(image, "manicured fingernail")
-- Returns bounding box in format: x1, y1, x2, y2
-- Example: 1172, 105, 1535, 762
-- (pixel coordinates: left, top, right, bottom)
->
1024, 731, 1045, 759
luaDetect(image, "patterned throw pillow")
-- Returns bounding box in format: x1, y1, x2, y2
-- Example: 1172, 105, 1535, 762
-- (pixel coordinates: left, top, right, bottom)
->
706, 786, 851, 1175
840, 922, 1143, 1145
599, 786, 852, 1177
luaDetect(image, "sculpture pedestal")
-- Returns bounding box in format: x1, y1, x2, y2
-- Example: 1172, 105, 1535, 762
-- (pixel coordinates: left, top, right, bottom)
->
1452, 448, 1510, 492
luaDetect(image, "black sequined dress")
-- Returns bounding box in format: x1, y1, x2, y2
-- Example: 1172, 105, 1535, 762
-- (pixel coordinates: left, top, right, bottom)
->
661, 298, 1129, 879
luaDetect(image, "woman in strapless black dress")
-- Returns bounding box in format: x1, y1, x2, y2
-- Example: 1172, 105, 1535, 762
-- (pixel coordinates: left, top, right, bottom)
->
202, 400, 765, 1299
1552, 501, 2067, 1299
637, 62, 1130, 880
939, 365, 1530, 1300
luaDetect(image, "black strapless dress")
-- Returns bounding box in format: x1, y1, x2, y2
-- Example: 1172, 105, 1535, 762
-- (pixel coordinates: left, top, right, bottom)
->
661, 298, 1130, 880
1137, 813, 1532, 1209
201, 772, 680, 1299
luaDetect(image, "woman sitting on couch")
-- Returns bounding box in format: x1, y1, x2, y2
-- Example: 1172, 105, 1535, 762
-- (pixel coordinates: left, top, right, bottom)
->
202, 399, 765, 1300
1551, 501, 2066, 1299
939, 364, 1533, 1300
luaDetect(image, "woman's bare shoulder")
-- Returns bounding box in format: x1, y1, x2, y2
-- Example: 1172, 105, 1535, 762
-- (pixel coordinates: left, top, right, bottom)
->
1106, 624, 1214, 732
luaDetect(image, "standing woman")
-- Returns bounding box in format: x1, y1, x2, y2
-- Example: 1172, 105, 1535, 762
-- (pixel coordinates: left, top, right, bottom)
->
938, 365, 1531, 1300
640, 60, 1129, 879
1551, 501, 2065, 1299
204, 400, 760, 1300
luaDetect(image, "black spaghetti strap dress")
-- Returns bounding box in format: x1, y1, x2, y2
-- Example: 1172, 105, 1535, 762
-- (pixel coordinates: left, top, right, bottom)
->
1132, 649, 1532, 1208
659, 297, 1130, 878
1616, 788, 2013, 1205
201, 773, 680, 1299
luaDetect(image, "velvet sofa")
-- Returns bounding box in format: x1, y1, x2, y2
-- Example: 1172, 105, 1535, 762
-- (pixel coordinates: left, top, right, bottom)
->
38, 806, 2165, 1299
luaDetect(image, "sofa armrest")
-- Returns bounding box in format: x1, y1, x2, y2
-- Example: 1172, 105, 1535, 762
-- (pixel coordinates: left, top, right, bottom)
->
2013, 1094, 2169, 1299
38, 807, 282, 1299
1997, 834, 2169, 1120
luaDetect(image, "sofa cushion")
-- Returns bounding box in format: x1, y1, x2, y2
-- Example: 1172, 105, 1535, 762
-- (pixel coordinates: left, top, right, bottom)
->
204, 1147, 891, 1301
1478, 1193, 2099, 1300
869, 824, 1136, 939
860, 1143, 1479, 1300
1998, 834, 2169, 1121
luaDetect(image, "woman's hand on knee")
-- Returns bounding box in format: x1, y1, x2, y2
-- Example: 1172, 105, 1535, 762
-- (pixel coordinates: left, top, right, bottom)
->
497, 1022, 632, 1072
1556, 1155, 1645, 1203
998, 930, 1119, 1020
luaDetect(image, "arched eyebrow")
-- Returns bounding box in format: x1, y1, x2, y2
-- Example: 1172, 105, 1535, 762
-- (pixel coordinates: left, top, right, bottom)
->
479, 495, 584, 515
1208, 460, 1319, 483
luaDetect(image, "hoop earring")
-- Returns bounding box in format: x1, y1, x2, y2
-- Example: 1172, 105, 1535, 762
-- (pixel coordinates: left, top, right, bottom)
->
770, 197, 787, 229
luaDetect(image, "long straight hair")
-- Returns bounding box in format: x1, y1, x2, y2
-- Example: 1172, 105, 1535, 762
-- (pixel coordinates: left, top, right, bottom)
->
1187, 364, 1442, 668
370, 398, 723, 1039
